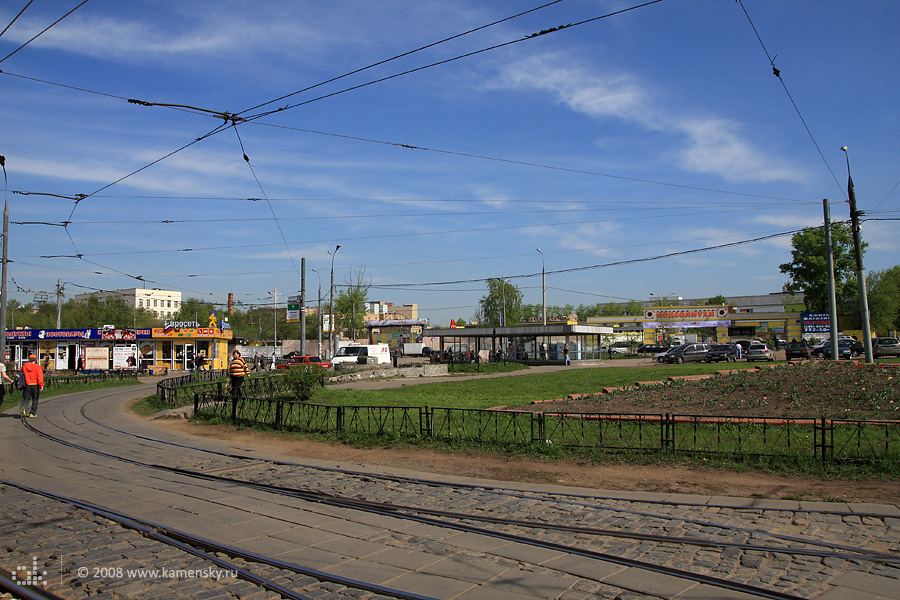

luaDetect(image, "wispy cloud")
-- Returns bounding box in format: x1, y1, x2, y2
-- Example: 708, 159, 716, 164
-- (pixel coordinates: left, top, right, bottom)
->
489, 54, 806, 184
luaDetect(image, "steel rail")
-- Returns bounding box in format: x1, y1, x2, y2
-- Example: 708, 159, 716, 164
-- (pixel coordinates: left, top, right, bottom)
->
0, 479, 439, 600
17, 420, 873, 600
0, 567, 68, 600
32, 410, 899, 566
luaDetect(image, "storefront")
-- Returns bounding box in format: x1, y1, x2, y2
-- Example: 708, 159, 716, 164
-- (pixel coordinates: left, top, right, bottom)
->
4, 324, 232, 371
3, 328, 149, 371
150, 326, 232, 371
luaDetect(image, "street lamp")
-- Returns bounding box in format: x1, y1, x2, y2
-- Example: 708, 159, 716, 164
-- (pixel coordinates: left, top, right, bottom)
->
536, 248, 546, 326
328, 244, 341, 359
311, 268, 322, 359
0, 155, 8, 365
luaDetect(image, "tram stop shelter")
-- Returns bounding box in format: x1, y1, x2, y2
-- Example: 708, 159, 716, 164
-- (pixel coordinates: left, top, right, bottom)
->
422, 323, 614, 363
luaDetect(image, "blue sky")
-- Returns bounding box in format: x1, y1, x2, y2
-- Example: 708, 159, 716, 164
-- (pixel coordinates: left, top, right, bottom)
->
2, 0, 898, 326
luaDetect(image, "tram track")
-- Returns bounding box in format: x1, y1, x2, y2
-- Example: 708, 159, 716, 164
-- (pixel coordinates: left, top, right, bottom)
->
6, 388, 898, 599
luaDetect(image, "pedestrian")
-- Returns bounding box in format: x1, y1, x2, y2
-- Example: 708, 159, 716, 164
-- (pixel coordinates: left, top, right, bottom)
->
229, 350, 249, 401
271, 354, 276, 370
195, 353, 205, 372
20, 353, 44, 418
735, 343, 743, 360
563, 343, 570, 366
540, 342, 546, 360
253, 352, 261, 372
77, 355, 84, 374
607, 346, 613, 360
0, 360, 13, 405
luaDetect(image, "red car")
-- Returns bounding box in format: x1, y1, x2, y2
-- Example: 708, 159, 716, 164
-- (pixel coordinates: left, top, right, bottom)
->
276, 356, 330, 369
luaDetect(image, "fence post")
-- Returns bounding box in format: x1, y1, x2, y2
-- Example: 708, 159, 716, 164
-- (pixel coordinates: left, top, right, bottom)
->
532, 412, 545, 443
275, 399, 283, 430
231, 395, 238, 425
336, 406, 345, 433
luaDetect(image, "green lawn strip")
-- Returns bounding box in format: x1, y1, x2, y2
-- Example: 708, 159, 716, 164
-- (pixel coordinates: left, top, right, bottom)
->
314, 362, 763, 408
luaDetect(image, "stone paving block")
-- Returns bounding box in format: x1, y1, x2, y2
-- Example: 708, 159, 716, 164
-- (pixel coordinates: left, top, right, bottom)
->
364, 547, 444, 571
485, 568, 577, 598
442, 532, 510, 553
675, 583, 764, 599
270, 525, 340, 548
383, 570, 475, 600
322, 558, 407, 585
603, 566, 696, 598
818, 571, 900, 600
419, 555, 510, 583
488, 541, 566, 565
313, 536, 385, 559
542, 553, 626, 581
275, 547, 349, 571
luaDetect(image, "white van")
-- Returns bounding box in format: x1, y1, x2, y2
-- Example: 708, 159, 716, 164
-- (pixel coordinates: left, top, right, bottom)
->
331, 344, 391, 367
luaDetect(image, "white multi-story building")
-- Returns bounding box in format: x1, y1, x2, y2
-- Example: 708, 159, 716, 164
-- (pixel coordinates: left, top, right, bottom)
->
74, 288, 182, 319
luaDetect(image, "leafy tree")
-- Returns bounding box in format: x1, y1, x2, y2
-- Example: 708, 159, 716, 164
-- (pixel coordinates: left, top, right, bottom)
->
334, 265, 370, 340
174, 297, 217, 325
622, 300, 643, 317
600, 302, 621, 317
706, 294, 728, 305
779, 223, 861, 313
454, 318, 467, 327
867, 266, 900, 334
475, 279, 523, 326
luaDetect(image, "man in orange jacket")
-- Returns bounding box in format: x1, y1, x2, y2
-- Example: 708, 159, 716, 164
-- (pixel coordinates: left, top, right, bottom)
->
20, 353, 44, 418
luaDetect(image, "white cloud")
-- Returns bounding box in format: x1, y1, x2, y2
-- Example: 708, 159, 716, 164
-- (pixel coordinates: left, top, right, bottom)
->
489, 54, 807, 184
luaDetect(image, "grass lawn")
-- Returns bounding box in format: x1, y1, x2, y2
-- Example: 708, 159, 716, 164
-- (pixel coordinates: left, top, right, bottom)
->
1, 378, 142, 414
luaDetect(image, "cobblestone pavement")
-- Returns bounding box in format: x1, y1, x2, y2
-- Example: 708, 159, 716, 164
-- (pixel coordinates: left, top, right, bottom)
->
1, 381, 898, 600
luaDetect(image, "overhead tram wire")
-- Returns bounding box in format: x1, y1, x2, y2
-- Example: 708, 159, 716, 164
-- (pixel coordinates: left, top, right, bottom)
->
0, 0, 35, 39
249, 121, 811, 205
38, 206, 800, 259
241, 0, 667, 122
235, 0, 570, 117
735, 0, 844, 198
0, 0, 92, 64
37, 0, 661, 270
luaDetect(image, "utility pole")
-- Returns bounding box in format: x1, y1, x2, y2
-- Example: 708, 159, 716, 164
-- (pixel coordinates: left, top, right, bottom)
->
300, 258, 306, 353
823, 199, 839, 361
0, 155, 8, 365
272, 286, 278, 357
842, 146, 873, 363
56, 279, 63, 329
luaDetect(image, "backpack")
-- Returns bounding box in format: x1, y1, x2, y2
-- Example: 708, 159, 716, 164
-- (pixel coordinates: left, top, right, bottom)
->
15, 371, 26, 390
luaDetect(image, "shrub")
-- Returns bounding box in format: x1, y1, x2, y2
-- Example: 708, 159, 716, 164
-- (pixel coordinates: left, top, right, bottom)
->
281, 365, 327, 401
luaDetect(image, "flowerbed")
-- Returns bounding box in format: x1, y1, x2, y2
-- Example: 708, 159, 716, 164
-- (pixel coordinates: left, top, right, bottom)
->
511, 361, 900, 419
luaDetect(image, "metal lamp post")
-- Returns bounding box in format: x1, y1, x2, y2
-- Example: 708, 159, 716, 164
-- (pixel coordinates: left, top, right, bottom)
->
328, 244, 341, 359
537, 248, 546, 326
312, 268, 322, 359
841, 146, 874, 363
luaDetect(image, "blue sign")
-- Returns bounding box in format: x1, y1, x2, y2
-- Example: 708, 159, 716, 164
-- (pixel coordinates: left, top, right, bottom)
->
802, 312, 830, 333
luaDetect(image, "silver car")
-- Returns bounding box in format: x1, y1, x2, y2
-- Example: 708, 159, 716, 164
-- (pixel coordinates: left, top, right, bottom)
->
746, 343, 775, 362
873, 337, 900, 358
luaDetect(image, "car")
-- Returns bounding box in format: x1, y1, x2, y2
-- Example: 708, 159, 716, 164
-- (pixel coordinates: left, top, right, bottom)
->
705, 343, 736, 363
745, 343, 775, 361
822, 339, 854, 360
784, 340, 810, 361
276, 355, 330, 369
654, 346, 680, 363
873, 337, 900, 358
639, 344, 671, 354
422, 346, 436, 357
666, 343, 709, 364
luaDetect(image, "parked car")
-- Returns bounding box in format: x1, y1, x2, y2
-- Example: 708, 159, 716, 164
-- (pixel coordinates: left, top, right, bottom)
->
822, 339, 854, 360
654, 346, 681, 363
422, 346, 436, 357
745, 343, 775, 362
873, 337, 900, 358
639, 344, 671, 354
276, 355, 330, 369
784, 340, 810, 361
666, 343, 709, 364
705, 343, 736, 363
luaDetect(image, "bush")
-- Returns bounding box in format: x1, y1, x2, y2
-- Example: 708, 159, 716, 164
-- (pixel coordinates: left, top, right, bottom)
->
281, 365, 327, 401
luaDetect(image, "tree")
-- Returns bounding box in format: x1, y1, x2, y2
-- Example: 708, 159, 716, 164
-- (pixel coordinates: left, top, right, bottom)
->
867, 266, 900, 334
174, 297, 217, 325
779, 223, 861, 313
622, 300, 643, 317
475, 279, 523, 326
706, 295, 728, 306
334, 265, 370, 340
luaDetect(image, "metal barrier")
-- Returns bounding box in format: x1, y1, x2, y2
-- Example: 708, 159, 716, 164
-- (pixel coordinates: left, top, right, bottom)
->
191, 392, 900, 465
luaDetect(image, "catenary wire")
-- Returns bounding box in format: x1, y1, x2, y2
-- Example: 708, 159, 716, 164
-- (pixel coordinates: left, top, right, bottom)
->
0, 0, 92, 64
0, 0, 35, 39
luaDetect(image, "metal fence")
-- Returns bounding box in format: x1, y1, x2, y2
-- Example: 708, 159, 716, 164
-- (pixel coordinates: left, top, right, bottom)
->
3, 370, 140, 395
191, 392, 900, 465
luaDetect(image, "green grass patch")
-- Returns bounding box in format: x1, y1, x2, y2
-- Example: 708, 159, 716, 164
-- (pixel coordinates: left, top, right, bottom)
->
313, 362, 762, 408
